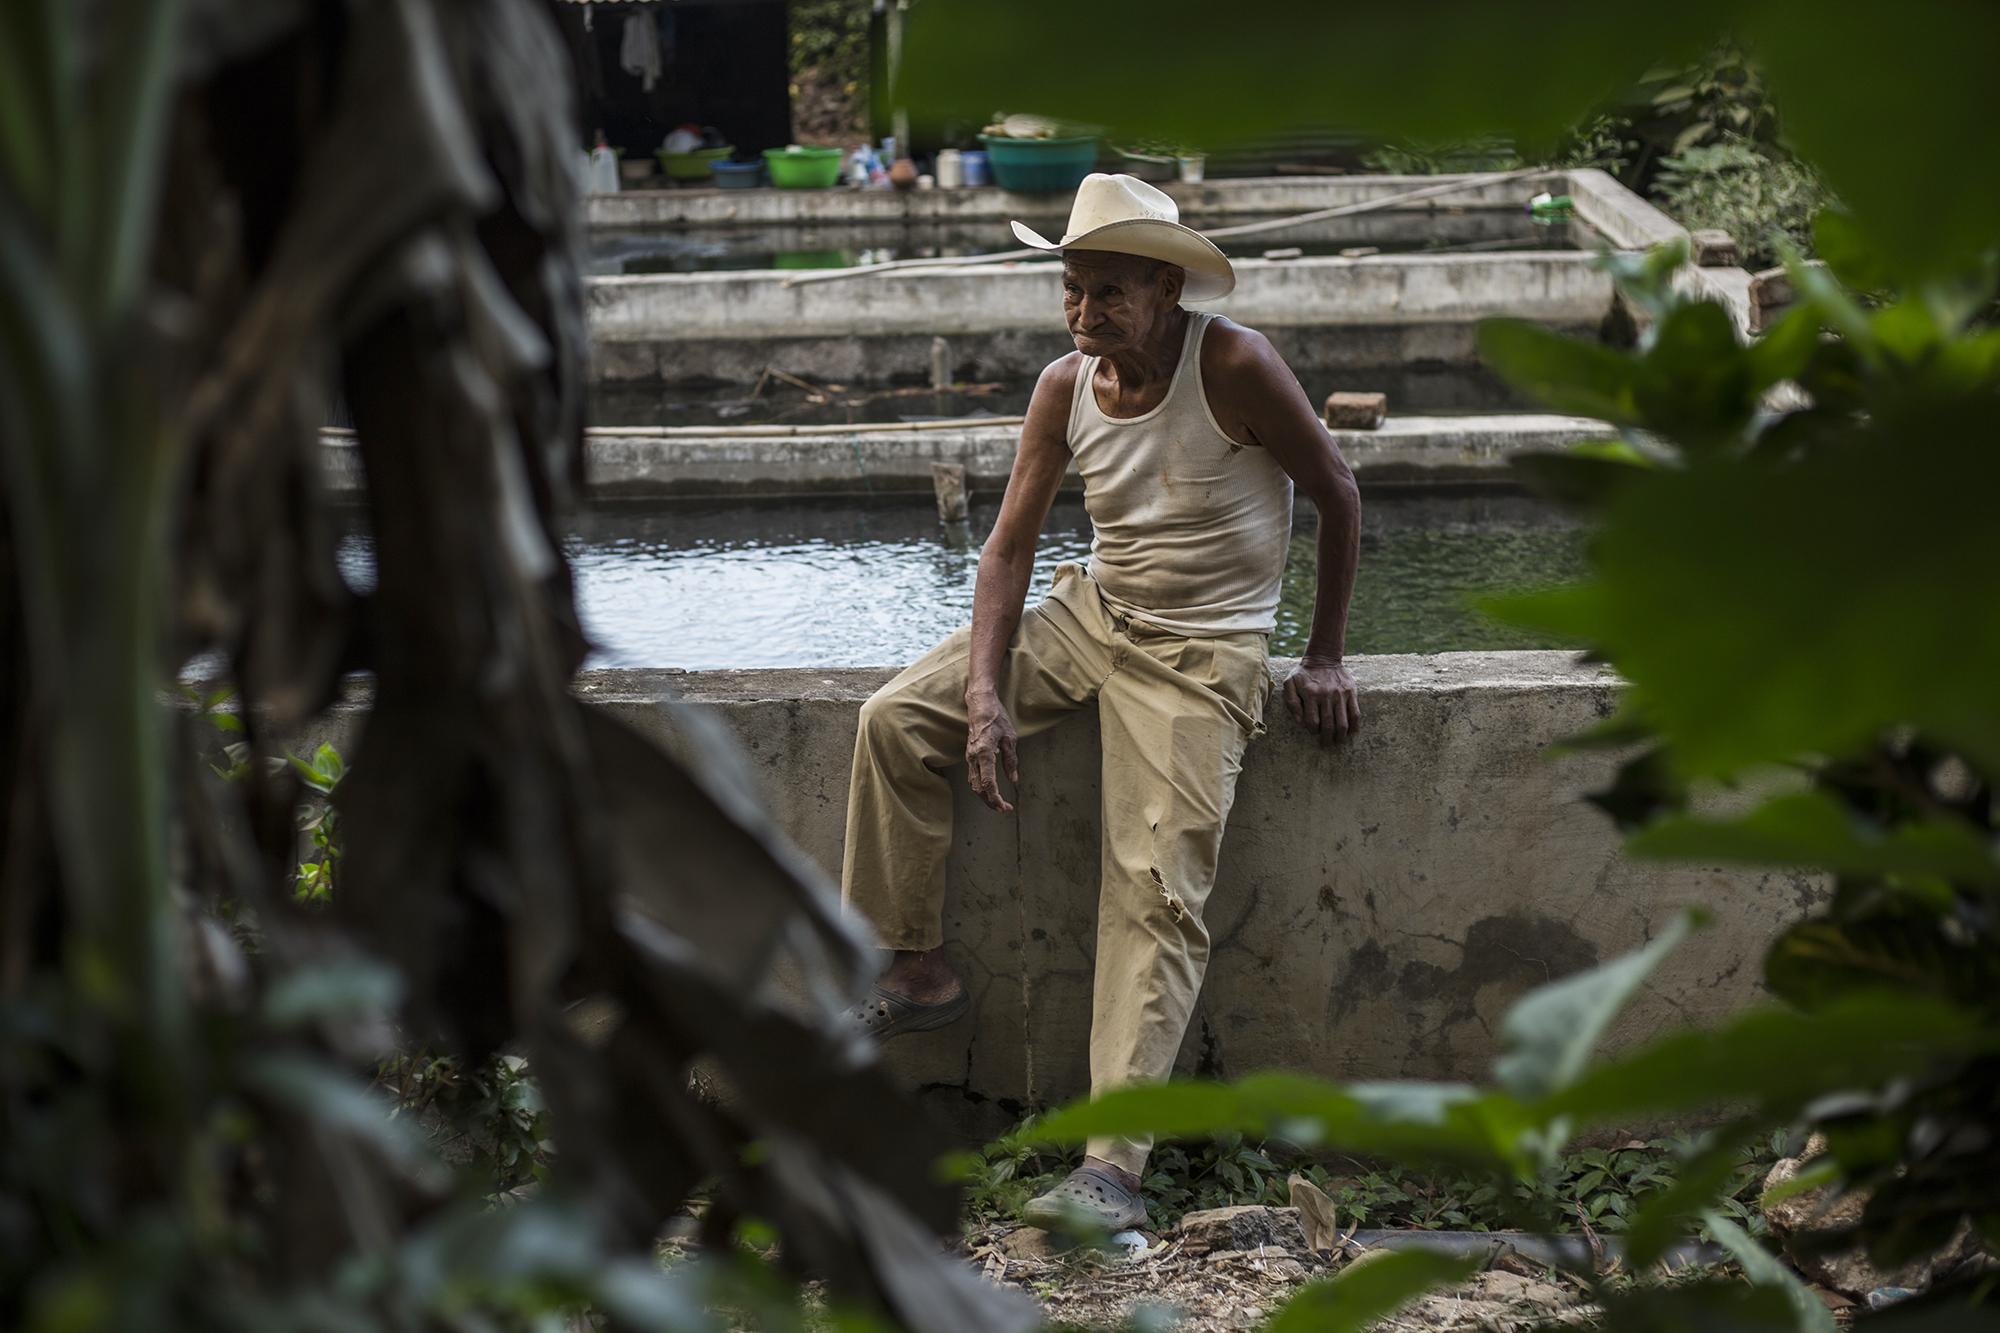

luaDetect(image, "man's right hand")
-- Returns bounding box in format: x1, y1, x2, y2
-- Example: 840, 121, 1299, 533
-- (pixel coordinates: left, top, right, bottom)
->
965, 691, 1020, 813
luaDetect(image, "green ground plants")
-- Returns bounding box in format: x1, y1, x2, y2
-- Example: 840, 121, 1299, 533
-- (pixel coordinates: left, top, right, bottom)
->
962, 1121, 1780, 1239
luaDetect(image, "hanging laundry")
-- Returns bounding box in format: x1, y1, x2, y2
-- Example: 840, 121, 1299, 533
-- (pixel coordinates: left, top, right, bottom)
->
620, 11, 662, 93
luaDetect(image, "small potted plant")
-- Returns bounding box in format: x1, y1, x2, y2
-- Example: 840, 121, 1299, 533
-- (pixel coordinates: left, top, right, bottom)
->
1111, 139, 1180, 184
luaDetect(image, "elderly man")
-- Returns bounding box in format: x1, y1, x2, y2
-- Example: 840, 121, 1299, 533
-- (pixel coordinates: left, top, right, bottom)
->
840, 174, 1361, 1229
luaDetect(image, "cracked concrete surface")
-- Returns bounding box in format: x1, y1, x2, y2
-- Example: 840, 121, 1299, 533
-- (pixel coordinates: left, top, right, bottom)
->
640, 651, 1812, 1142
305, 651, 1813, 1144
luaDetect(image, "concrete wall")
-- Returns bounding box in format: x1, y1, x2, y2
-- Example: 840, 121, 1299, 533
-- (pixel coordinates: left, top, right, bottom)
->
587, 252, 1615, 386
586, 172, 1572, 230
320, 413, 1613, 499
566, 655, 1818, 1141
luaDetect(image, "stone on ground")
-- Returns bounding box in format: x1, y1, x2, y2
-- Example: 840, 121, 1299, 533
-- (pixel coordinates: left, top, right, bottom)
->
1323, 391, 1388, 430
1176, 1204, 1309, 1254
1761, 1142, 1985, 1299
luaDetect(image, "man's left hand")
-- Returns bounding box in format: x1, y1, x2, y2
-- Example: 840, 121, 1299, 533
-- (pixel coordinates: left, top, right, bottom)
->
1283, 658, 1360, 746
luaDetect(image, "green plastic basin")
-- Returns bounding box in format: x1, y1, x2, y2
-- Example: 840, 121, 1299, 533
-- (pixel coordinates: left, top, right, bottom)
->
658, 146, 733, 180
763, 146, 845, 189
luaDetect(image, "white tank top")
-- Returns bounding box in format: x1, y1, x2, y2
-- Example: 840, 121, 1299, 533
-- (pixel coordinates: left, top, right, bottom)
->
1065, 312, 1294, 636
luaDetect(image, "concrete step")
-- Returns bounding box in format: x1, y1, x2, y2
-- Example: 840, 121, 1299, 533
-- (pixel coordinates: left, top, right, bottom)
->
319, 412, 1614, 500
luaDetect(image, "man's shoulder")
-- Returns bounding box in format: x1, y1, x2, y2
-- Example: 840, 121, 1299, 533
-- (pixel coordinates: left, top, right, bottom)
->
1200, 316, 1283, 390
1039, 350, 1086, 387
1202, 316, 1276, 368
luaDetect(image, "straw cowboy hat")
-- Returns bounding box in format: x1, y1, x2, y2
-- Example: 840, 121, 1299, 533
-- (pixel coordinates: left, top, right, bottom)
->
1011, 173, 1235, 302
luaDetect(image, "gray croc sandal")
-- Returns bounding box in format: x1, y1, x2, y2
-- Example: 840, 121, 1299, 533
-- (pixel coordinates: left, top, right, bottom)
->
1021, 1163, 1148, 1232
845, 985, 970, 1040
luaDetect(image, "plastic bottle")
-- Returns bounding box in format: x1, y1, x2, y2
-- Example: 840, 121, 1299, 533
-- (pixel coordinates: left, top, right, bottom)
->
589, 130, 620, 194
1527, 192, 1574, 222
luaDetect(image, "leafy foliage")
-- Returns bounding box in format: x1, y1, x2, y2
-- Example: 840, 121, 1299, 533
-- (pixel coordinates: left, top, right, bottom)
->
0, 2, 1029, 1330
964, 1121, 1781, 1238
1619, 42, 1784, 177
1653, 135, 1835, 269
1361, 116, 1637, 178
904, 0, 2000, 275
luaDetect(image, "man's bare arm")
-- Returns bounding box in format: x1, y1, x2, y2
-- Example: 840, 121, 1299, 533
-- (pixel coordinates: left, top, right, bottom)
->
1205, 322, 1363, 744
963, 355, 1078, 811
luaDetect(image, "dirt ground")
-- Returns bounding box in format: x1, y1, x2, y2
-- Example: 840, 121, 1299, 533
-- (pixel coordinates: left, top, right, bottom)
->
962, 1221, 1604, 1332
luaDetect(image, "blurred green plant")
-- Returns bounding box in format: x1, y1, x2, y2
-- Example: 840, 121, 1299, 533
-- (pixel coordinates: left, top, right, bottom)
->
379, 1049, 553, 1195
1, 2, 1023, 1330
1652, 135, 1835, 269
905, 0, 2000, 276
1620, 42, 1782, 178
789, 0, 871, 83
1361, 116, 1636, 178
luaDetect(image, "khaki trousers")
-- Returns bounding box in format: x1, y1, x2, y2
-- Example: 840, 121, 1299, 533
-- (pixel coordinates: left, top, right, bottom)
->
841, 563, 1271, 1174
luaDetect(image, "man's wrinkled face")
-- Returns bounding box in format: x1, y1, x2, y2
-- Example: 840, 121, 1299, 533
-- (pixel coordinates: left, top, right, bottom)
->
1061, 252, 1181, 356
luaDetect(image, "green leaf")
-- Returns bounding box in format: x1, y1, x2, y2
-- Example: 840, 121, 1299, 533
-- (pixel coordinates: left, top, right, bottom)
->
1541, 992, 1993, 1125
1265, 1249, 1479, 1333
245, 1054, 444, 1187
1585, 747, 1686, 833
1477, 581, 1606, 642
288, 752, 336, 793
1634, 301, 1755, 447
1494, 908, 1697, 1099
1507, 442, 1652, 511
263, 958, 404, 1028
1599, 239, 1692, 324
1494, 426, 2000, 780
1759, 1159, 1839, 1209
1588, 1280, 1798, 1333
1765, 905, 2000, 1013
1478, 319, 1639, 423
1741, 0, 2000, 278
1004, 1072, 1534, 1173
1744, 303, 1821, 392
1703, 1210, 1837, 1333
1627, 790, 2000, 885
1812, 209, 1896, 295
314, 742, 345, 783
1624, 1130, 1758, 1268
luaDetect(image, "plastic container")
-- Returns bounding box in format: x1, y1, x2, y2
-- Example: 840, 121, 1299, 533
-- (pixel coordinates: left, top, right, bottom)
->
1113, 150, 1177, 184
978, 135, 1099, 192
772, 249, 850, 270
658, 146, 733, 181
763, 145, 845, 189
588, 142, 621, 194
1527, 192, 1576, 221
960, 150, 991, 187
710, 160, 764, 189
935, 149, 963, 189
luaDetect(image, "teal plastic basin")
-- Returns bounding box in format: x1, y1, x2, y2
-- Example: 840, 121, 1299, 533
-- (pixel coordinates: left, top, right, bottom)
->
978, 135, 1099, 193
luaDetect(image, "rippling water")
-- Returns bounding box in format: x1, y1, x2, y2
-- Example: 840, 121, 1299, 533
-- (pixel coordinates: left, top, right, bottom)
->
339, 493, 1586, 669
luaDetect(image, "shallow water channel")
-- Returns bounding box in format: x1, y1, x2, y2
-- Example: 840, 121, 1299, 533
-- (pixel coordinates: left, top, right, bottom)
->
338, 491, 1585, 669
